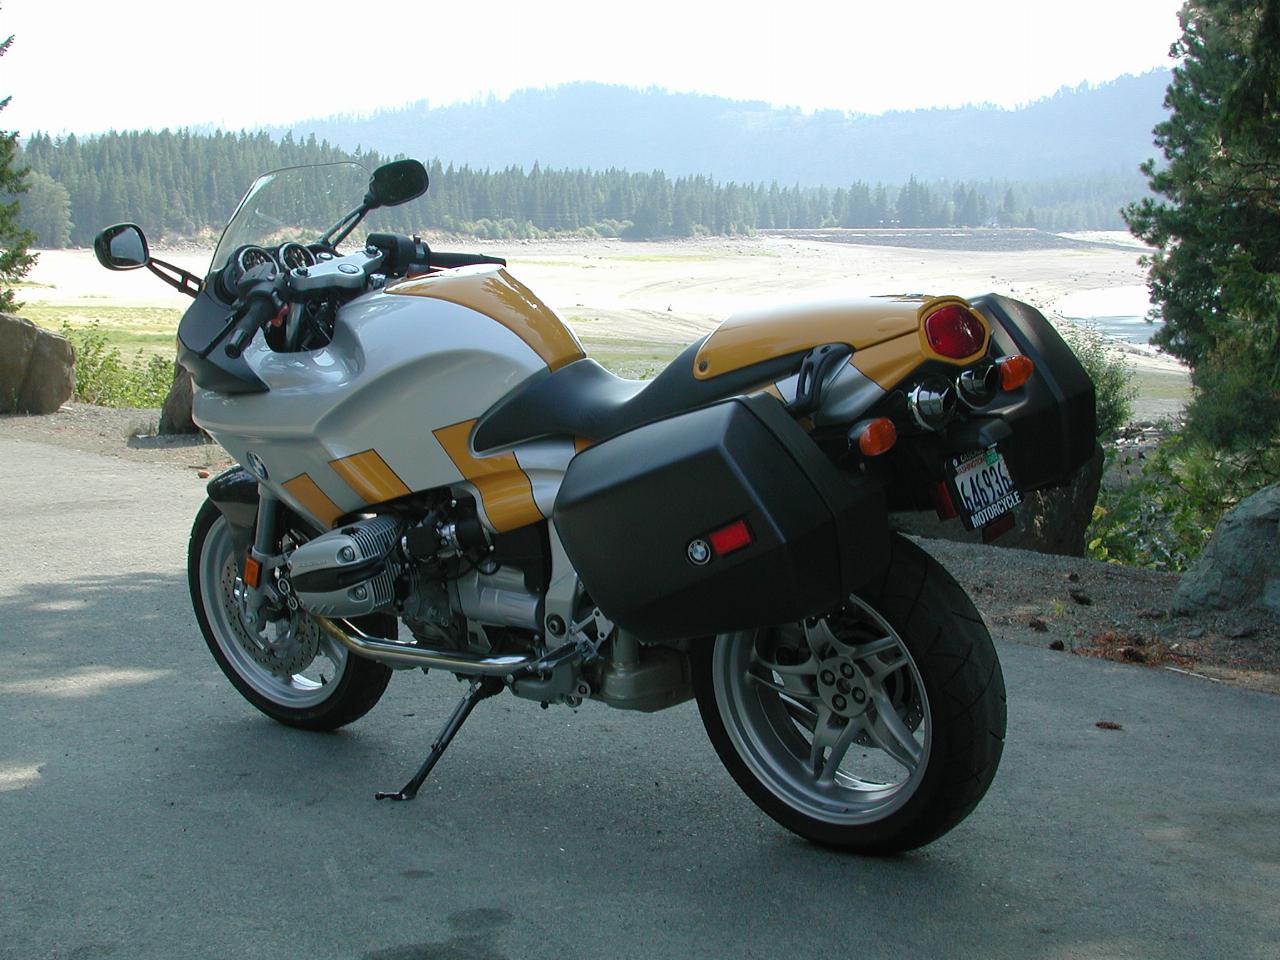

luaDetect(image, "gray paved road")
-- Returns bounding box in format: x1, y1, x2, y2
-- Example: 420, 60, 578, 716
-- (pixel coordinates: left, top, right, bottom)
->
1, 438, 1277, 960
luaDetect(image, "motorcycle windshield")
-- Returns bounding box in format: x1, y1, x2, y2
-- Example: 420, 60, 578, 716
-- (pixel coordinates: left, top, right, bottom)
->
210, 161, 369, 272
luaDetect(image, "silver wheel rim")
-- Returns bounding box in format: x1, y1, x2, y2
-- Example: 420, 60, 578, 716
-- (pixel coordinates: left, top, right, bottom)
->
712, 596, 931, 825
198, 516, 348, 709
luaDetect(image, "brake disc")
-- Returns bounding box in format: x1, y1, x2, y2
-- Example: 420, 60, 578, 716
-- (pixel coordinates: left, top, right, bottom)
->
220, 558, 320, 676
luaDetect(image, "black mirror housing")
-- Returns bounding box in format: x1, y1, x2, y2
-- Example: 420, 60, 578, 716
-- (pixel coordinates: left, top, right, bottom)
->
366, 159, 429, 209
94, 223, 150, 270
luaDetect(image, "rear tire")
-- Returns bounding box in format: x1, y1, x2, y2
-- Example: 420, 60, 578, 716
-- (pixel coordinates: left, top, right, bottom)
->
692, 533, 1005, 854
189, 500, 392, 731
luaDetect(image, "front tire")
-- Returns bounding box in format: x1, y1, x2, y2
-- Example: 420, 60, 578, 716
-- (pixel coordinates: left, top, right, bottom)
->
188, 500, 392, 731
692, 533, 1005, 854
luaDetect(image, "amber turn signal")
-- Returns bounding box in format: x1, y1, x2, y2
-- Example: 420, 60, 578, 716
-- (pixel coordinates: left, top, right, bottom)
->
998, 354, 1034, 391
851, 417, 897, 457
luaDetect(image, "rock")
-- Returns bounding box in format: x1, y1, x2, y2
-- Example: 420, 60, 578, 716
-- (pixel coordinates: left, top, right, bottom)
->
159, 365, 198, 434
1185, 626, 1205, 640
0, 313, 75, 414
1174, 483, 1280, 616
1048, 638, 1066, 651
1069, 589, 1093, 606
893, 442, 1104, 557
1224, 622, 1257, 640
1029, 617, 1049, 632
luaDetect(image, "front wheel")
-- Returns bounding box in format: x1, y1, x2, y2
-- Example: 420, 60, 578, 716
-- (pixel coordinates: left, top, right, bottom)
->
692, 534, 1005, 854
188, 500, 392, 730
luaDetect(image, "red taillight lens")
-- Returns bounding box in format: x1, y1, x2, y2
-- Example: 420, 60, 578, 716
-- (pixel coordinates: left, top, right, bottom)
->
924, 305, 986, 359
998, 354, 1035, 390
708, 519, 753, 557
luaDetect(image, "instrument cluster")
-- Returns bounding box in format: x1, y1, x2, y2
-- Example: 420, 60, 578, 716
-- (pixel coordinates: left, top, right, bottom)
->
219, 242, 334, 299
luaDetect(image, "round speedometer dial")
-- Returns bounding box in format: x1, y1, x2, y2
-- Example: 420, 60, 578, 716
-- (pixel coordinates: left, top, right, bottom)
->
236, 245, 274, 273
279, 242, 316, 271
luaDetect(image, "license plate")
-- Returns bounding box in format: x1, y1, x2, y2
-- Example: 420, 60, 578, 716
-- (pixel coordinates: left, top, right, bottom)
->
948, 447, 1022, 530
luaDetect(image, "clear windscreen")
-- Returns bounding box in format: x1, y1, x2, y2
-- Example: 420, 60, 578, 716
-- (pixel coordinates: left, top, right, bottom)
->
210, 162, 369, 271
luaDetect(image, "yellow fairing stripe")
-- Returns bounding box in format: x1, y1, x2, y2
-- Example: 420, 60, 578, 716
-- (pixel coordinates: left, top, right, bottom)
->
433, 420, 544, 533
282, 474, 343, 529
852, 298, 991, 389
328, 450, 412, 505
387, 266, 586, 372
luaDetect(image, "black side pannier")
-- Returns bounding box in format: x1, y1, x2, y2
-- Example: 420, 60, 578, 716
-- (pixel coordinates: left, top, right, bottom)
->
552, 394, 888, 641
971, 294, 1099, 491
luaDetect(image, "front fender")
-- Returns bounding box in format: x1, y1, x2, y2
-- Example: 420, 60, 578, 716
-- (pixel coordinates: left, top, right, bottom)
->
206, 466, 259, 571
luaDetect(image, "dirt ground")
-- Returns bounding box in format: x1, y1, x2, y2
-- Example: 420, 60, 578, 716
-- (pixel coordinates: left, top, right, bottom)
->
2, 402, 1276, 696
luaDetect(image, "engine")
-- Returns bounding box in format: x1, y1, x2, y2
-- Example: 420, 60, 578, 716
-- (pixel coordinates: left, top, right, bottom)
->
284, 508, 545, 645
287, 515, 403, 618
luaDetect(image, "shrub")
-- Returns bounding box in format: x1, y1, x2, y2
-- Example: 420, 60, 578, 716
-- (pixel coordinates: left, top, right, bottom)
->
61, 322, 173, 408
1058, 322, 1136, 439
1087, 434, 1280, 571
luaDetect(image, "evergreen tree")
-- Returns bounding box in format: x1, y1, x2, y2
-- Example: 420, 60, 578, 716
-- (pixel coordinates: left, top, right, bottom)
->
0, 23, 35, 312
1124, 0, 1280, 448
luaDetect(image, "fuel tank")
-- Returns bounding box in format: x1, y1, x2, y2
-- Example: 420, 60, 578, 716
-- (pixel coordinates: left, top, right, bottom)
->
194, 266, 583, 533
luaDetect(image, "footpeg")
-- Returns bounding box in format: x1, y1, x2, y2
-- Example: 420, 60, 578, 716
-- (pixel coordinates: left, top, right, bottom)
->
376, 676, 504, 802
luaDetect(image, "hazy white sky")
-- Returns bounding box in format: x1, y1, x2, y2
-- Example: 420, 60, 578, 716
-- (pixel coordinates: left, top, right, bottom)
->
4, 0, 1185, 136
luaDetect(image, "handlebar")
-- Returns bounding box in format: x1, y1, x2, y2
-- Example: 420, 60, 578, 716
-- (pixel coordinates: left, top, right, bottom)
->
224, 292, 278, 359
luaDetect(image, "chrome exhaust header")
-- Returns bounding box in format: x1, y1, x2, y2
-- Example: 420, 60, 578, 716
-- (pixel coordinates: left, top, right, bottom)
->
314, 616, 536, 676
907, 379, 958, 430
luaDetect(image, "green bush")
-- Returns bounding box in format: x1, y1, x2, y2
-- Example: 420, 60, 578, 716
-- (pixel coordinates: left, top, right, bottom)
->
61, 322, 173, 408
1058, 322, 1137, 439
1087, 434, 1280, 571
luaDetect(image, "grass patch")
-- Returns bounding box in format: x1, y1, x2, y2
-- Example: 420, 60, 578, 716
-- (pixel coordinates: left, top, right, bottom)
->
581, 337, 685, 380
22, 304, 183, 359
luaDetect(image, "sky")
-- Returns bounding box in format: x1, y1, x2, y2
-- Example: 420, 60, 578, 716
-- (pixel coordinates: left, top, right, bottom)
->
4, 0, 1186, 136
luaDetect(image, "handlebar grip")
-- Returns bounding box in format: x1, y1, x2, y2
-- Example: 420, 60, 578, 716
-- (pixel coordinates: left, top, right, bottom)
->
224, 295, 277, 359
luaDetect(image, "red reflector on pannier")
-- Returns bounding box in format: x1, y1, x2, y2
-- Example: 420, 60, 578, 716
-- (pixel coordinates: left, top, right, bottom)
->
709, 519, 753, 556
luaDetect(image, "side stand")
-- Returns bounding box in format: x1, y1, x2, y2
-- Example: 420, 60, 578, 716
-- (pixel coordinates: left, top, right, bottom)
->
375, 676, 504, 802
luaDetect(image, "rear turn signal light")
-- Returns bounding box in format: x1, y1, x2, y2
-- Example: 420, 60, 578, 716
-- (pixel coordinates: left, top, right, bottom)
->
708, 519, 753, 557
998, 354, 1034, 391
851, 417, 897, 456
924, 304, 986, 359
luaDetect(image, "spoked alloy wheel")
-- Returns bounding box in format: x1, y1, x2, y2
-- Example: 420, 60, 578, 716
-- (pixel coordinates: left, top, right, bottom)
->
694, 534, 1006, 854
189, 500, 391, 730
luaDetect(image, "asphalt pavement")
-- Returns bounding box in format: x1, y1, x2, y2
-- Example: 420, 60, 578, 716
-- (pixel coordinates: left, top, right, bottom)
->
1, 437, 1277, 960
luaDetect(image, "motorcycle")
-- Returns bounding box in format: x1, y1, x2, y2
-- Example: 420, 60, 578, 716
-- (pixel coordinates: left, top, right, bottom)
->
94, 158, 1096, 854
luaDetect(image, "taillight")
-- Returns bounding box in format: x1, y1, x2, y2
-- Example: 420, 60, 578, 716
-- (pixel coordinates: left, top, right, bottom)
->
924, 304, 986, 359
998, 354, 1034, 390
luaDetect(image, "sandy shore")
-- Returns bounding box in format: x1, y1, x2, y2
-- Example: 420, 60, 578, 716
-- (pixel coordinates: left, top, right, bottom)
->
24, 232, 1188, 413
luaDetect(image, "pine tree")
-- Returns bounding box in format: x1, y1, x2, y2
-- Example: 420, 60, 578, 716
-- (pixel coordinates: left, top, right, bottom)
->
0, 25, 35, 313
1124, 0, 1280, 448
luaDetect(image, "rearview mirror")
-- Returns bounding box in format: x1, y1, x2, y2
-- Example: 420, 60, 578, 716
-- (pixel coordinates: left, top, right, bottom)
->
94, 223, 150, 270
366, 159, 429, 209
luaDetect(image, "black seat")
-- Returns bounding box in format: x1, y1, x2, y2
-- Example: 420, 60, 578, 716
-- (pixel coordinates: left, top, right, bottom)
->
472, 337, 805, 453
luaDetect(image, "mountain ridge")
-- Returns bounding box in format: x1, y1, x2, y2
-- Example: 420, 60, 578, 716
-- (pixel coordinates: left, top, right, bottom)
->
273, 71, 1171, 187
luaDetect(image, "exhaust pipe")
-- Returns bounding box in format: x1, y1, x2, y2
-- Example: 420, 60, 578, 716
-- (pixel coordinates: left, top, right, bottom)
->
314, 616, 536, 676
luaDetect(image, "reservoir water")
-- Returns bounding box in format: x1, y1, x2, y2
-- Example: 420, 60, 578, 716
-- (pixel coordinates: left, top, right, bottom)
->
1051, 285, 1163, 346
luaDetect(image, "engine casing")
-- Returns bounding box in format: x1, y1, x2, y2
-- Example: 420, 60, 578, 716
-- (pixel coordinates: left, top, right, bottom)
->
287, 516, 402, 617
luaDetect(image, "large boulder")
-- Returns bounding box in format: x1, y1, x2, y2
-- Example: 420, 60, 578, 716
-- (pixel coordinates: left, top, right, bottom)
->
1174, 482, 1280, 615
892, 443, 1104, 557
0, 313, 75, 414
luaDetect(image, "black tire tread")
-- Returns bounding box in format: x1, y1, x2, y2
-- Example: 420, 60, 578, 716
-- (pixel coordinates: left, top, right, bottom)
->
693, 533, 1006, 855
188, 500, 392, 732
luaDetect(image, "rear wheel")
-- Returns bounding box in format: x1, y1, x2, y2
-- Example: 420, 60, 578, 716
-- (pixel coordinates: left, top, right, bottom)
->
188, 500, 392, 731
692, 534, 1005, 854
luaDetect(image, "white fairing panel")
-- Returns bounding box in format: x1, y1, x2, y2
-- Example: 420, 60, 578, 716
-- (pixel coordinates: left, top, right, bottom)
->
194, 289, 553, 529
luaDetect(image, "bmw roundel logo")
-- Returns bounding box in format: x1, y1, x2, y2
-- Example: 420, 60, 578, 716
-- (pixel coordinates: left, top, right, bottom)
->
247, 451, 269, 481
687, 538, 711, 566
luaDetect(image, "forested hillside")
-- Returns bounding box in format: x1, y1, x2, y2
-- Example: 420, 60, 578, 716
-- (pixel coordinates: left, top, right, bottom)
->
17, 128, 1145, 248
278, 73, 1171, 186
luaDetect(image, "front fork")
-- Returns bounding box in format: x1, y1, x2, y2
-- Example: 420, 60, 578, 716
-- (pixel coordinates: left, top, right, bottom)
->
240, 488, 285, 626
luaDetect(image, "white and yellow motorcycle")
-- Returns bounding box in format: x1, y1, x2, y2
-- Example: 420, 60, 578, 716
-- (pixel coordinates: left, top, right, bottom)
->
95, 159, 1095, 853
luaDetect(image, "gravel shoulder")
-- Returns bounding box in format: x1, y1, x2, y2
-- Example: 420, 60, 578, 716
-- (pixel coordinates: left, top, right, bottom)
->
5, 403, 1276, 695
